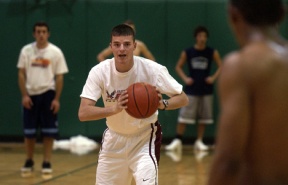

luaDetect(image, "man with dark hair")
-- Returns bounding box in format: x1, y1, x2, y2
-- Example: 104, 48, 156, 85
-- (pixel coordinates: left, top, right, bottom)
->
79, 24, 188, 185
193, 26, 209, 38
207, 0, 288, 184
165, 26, 222, 153
17, 21, 68, 176
97, 20, 155, 62
33, 22, 50, 32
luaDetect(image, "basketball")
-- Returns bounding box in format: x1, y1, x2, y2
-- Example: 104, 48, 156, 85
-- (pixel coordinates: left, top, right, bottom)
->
125, 82, 159, 119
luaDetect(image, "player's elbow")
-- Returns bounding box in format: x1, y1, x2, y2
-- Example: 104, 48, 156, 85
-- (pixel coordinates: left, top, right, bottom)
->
184, 96, 189, 106
149, 56, 156, 61
175, 65, 181, 72
220, 160, 242, 179
215, 155, 242, 177
97, 54, 104, 62
78, 109, 87, 122
175, 66, 179, 71
96, 56, 101, 62
181, 93, 189, 107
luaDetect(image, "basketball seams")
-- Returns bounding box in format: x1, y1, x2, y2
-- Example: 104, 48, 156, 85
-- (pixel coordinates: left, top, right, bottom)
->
143, 83, 150, 117
133, 83, 145, 118
125, 82, 158, 119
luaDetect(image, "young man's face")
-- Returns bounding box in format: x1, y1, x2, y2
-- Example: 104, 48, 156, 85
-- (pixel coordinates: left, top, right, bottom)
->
33, 26, 50, 45
110, 35, 136, 64
195, 31, 208, 45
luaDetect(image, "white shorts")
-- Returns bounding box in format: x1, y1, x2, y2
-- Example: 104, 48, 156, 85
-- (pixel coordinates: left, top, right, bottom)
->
96, 121, 162, 185
178, 95, 213, 124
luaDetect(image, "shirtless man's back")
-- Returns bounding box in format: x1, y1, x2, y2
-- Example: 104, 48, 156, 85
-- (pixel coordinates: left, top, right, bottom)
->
207, 0, 288, 184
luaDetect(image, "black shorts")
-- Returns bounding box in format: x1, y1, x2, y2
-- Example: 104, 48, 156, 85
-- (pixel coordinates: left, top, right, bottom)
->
22, 90, 58, 138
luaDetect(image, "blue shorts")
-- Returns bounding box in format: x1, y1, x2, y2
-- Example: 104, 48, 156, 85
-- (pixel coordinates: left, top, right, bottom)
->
22, 90, 58, 138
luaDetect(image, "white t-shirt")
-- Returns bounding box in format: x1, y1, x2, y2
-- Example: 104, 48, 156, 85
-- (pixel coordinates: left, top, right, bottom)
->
17, 42, 69, 95
80, 56, 183, 135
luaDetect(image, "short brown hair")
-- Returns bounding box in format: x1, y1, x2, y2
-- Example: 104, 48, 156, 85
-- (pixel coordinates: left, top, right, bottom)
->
33, 21, 49, 32
194, 26, 209, 38
111, 24, 135, 42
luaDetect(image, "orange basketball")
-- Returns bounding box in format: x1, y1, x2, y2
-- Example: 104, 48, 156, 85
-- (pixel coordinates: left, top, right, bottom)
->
125, 82, 159, 119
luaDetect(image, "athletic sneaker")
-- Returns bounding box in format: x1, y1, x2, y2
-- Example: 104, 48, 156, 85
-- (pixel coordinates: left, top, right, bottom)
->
42, 162, 53, 174
194, 140, 209, 151
21, 159, 34, 173
165, 138, 182, 151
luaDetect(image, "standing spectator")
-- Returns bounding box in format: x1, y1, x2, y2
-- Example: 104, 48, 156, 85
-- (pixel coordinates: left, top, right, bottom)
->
165, 26, 222, 152
17, 21, 68, 176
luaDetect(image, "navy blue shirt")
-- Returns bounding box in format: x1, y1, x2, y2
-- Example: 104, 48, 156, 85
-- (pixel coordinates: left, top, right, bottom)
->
184, 46, 214, 95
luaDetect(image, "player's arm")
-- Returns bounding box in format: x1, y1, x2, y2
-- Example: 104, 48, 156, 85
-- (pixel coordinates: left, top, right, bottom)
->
51, 74, 64, 114
18, 68, 33, 109
78, 92, 128, 121
96, 46, 113, 62
138, 41, 156, 61
158, 91, 188, 110
206, 50, 222, 84
175, 51, 192, 85
207, 53, 251, 185
18, 68, 28, 98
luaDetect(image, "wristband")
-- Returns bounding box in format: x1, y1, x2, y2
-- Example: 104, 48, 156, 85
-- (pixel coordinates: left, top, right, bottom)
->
160, 99, 169, 110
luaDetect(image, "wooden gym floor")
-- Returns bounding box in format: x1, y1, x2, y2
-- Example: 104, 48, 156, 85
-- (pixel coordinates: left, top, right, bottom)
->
0, 143, 213, 185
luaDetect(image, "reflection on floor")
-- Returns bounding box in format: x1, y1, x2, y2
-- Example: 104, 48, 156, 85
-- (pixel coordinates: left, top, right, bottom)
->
0, 143, 214, 185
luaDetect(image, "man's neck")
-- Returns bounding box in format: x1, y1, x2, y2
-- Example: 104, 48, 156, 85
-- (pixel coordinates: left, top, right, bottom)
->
194, 43, 206, 50
115, 60, 134, 73
241, 26, 280, 46
36, 42, 48, 49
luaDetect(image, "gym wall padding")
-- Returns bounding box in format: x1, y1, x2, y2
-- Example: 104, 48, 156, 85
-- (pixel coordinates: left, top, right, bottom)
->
1, 0, 287, 143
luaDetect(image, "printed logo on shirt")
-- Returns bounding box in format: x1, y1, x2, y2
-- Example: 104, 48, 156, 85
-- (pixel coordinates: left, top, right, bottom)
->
106, 89, 124, 102
32, 57, 50, 68
191, 57, 208, 70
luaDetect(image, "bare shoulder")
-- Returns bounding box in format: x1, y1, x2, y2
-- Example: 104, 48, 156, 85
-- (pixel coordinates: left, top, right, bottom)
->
218, 52, 245, 91
224, 43, 273, 75
240, 41, 288, 64
223, 41, 288, 89
243, 41, 288, 76
221, 51, 244, 77
135, 39, 146, 48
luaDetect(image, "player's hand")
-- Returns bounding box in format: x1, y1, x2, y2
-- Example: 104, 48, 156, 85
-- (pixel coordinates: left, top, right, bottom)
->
22, 95, 33, 109
185, 77, 194, 85
51, 99, 60, 114
155, 88, 162, 100
116, 90, 128, 112
155, 88, 165, 110
205, 76, 215, 84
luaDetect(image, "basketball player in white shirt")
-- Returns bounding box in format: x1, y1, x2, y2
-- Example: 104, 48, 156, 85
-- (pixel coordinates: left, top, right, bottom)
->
79, 24, 188, 185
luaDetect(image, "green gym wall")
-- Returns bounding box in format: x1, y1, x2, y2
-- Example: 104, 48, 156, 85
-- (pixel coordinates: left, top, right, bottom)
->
1, 0, 288, 143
